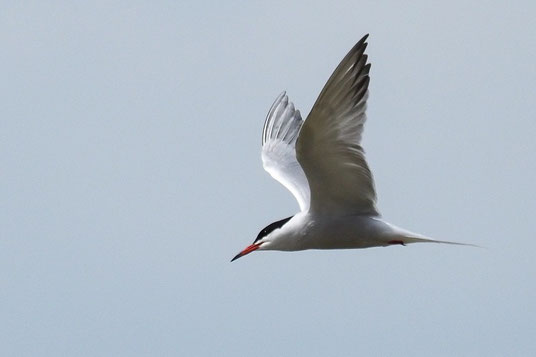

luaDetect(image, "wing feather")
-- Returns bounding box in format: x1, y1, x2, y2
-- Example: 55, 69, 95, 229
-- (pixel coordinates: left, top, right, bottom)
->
296, 34, 379, 215
262, 92, 310, 211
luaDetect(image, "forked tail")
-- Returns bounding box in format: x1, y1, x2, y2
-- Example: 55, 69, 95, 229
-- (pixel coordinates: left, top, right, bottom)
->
401, 234, 480, 248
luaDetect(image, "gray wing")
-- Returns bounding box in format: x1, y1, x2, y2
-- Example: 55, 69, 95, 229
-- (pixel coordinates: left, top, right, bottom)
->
296, 34, 378, 215
262, 92, 310, 211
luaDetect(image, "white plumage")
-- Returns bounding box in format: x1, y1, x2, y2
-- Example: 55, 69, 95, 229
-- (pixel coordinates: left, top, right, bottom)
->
261, 92, 309, 212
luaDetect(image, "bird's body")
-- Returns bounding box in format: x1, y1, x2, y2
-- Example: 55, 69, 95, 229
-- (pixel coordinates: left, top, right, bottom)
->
259, 213, 427, 252
232, 35, 470, 262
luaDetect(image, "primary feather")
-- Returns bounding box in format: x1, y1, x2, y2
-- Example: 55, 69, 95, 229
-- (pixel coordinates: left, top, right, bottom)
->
261, 91, 310, 211
297, 34, 378, 216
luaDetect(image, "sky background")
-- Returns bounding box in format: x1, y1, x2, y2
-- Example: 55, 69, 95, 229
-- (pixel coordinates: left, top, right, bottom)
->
2, 1, 536, 356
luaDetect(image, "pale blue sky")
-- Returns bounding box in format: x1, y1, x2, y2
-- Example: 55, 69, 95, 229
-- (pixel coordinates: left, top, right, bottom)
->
1, 1, 535, 356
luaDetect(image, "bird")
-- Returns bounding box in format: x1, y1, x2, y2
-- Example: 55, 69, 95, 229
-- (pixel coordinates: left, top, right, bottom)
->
231, 34, 471, 262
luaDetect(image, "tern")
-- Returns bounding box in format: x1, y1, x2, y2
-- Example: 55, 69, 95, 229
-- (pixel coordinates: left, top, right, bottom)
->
232, 34, 470, 262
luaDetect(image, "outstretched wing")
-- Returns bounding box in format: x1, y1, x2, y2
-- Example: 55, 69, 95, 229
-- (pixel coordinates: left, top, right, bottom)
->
296, 34, 379, 216
262, 92, 310, 211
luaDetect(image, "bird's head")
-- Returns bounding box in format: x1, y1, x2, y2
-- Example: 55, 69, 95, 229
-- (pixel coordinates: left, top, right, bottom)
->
231, 216, 293, 262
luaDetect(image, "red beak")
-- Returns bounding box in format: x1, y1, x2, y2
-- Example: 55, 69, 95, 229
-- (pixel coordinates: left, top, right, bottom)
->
231, 242, 262, 262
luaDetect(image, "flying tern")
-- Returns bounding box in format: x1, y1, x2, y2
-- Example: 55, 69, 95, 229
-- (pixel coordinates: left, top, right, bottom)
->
232, 34, 470, 262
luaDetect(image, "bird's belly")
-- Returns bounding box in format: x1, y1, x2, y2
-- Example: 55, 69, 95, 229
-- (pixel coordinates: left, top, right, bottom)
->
299, 216, 394, 250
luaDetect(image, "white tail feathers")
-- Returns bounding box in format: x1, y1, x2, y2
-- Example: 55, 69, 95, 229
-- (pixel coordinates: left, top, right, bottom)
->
402, 235, 481, 248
